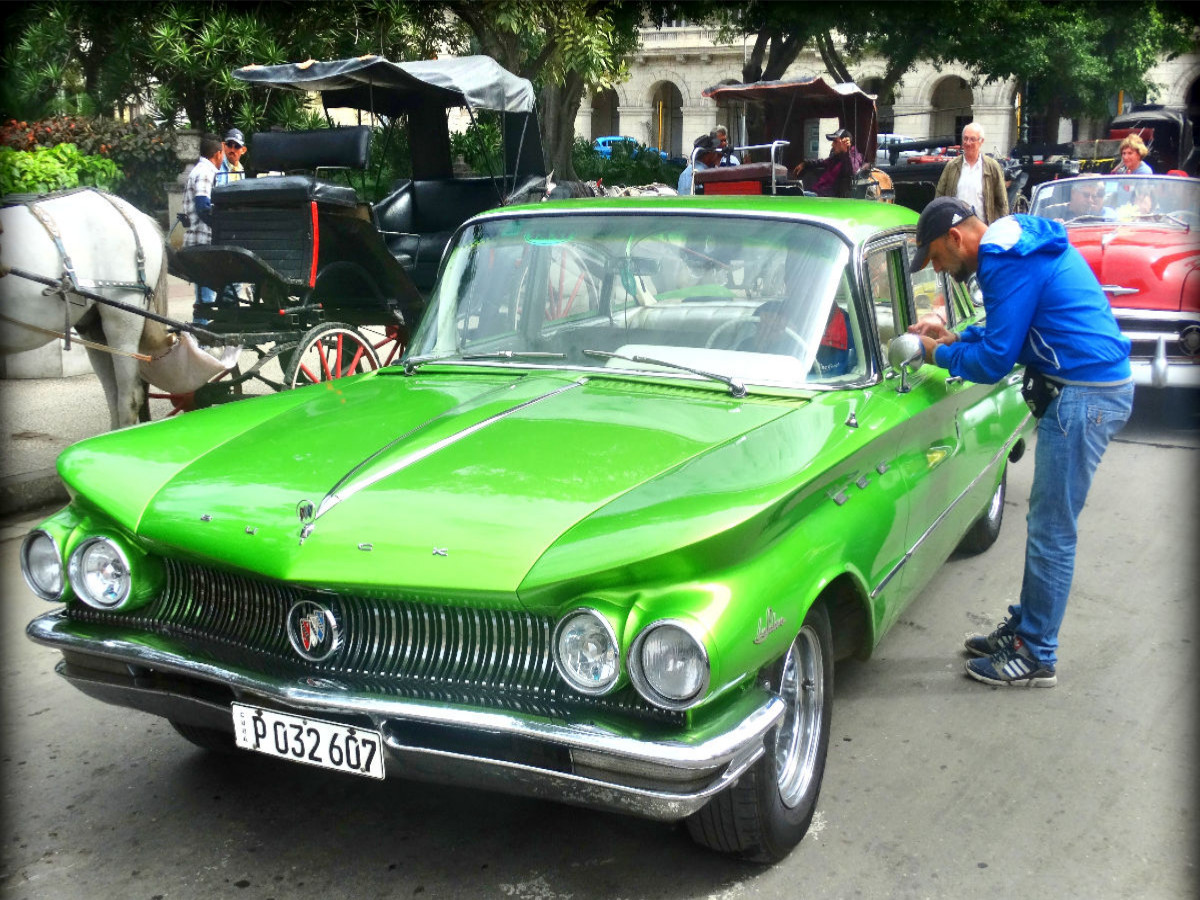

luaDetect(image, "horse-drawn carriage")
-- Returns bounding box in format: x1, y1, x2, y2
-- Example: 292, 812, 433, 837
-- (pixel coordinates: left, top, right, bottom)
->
694, 76, 893, 202
169, 54, 546, 400
1, 54, 545, 428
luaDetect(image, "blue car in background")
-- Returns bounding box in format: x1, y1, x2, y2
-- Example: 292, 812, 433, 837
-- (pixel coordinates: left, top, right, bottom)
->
593, 135, 669, 160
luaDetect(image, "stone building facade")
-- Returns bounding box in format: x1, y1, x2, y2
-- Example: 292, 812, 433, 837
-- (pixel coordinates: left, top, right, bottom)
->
576, 23, 1200, 163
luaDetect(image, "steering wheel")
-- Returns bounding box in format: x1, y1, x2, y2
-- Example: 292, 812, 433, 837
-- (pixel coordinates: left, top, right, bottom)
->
706, 317, 758, 349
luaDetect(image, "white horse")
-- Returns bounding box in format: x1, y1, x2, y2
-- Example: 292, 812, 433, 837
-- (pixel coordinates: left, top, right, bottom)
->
0, 188, 173, 429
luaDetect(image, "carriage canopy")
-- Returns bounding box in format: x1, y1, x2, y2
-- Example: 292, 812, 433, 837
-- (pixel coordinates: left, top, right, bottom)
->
703, 77, 878, 174
235, 55, 536, 116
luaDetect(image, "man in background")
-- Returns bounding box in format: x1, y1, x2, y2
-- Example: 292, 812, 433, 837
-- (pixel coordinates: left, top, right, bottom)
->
182, 133, 223, 325
792, 128, 863, 198
934, 121, 1008, 224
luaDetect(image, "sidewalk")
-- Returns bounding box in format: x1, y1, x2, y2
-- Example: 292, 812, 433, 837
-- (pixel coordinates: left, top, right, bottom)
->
0, 275, 196, 514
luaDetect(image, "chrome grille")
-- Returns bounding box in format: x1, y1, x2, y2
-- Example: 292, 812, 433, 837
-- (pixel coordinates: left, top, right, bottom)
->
67, 559, 677, 722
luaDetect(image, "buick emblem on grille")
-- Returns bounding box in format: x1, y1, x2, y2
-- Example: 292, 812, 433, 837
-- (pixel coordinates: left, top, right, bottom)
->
286, 600, 342, 662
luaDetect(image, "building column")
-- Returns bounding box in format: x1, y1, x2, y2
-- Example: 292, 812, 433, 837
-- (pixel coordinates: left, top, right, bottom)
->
680, 107, 715, 148
575, 100, 594, 143
619, 104, 655, 148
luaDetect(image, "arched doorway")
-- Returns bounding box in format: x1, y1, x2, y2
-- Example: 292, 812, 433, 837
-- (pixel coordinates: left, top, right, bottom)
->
650, 81, 684, 156
930, 76, 974, 143
591, 88, 619, 139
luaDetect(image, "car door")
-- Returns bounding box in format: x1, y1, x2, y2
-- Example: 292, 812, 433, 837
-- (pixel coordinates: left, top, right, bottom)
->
899, 238, 1028, 595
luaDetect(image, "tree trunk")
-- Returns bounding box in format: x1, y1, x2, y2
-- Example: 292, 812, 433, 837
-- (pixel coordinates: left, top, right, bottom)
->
540, 72, 585, 181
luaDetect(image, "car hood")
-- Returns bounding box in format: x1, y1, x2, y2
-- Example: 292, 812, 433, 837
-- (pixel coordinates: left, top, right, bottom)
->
1068, 224, 1200, 312
58, 369, 796, 598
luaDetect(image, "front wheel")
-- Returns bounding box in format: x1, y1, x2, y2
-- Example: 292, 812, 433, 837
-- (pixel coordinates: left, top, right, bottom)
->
284, 322, 381, 389
686, 601, 833, 862
958, 466, 1006, 555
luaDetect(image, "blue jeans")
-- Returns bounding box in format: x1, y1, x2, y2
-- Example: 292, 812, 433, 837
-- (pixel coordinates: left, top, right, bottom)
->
1008, 383, 1134, 666
193, 284, 216, 325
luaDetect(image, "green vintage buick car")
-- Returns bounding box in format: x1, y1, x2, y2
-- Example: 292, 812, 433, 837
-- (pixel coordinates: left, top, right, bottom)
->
22, 196, 1030, 862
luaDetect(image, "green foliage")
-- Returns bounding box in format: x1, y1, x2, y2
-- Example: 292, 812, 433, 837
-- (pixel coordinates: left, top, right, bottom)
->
571, 137, 683, 186
450, 117, 503, 176
0, 116, 177, 212
0, 142, 121, 195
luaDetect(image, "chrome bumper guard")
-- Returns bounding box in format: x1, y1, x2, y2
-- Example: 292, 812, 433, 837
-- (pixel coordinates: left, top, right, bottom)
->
27, 610, 783, 821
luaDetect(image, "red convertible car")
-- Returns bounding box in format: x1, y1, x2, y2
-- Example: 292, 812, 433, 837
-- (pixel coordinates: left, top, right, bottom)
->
1029, 174, 1200, 388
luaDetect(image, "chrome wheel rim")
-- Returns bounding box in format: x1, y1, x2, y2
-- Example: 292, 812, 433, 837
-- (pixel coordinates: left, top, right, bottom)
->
774, 625, 824, 808
986, 478, 1004, 523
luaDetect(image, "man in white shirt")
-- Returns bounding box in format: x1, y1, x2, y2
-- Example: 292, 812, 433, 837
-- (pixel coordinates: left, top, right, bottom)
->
933, 122, 1009, 224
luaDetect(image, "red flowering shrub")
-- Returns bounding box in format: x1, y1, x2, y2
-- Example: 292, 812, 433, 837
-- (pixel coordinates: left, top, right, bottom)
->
1, 116, 178, 213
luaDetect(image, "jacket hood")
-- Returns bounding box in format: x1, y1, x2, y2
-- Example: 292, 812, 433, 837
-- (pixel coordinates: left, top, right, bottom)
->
980, 214, 1070, 259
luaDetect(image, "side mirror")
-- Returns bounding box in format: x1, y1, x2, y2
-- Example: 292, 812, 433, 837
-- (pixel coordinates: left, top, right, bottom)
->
887, 333, 924, 393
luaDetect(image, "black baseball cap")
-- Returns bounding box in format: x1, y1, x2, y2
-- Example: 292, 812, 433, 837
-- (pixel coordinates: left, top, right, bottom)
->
223, 128, 245, 147
693, 133, 719, 152
825, 128, 852, 141
909, 196, 977, 272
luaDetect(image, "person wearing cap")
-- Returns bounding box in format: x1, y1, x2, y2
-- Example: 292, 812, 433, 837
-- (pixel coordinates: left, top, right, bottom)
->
791, 128, 864, 198
678, 133, 724, 195
216, 128, 247, 186
908, 196, 1132, 688
934, 122, 1008, 224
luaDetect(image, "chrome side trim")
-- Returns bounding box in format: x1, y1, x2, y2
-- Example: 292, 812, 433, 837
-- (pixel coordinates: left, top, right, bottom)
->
870, 411, 1032, 600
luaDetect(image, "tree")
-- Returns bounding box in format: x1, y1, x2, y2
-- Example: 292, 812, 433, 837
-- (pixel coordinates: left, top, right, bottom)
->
2, 1, 465, 131
680, 1, 1195, 145
446, 0, 642, 180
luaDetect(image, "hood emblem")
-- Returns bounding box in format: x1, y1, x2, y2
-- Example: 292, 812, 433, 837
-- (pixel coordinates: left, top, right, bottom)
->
432, 547, 448, 557
286, 600, 342, 662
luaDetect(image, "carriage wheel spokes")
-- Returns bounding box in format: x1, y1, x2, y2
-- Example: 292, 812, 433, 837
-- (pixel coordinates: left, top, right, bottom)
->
285, 323, 381, 390
371, 324, 407, 366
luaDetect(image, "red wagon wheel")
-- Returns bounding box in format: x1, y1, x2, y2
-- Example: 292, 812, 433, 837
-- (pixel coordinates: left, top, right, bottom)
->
284, 322, 381, 389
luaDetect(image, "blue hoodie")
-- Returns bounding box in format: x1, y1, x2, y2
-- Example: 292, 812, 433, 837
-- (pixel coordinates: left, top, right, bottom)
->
935, 215, 1131, 385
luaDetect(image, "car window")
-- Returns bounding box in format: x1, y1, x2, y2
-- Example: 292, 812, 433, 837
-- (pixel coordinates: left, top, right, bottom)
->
904, 235, 949, 329
865, 245, 906, 346
416, 214, 868, 389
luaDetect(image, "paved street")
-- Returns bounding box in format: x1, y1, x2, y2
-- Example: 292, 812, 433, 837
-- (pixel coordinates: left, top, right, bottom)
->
1, 391, 1196, 899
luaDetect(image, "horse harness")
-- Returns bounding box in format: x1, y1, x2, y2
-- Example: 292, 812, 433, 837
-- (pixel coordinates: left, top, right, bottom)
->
2, 188, 153, 352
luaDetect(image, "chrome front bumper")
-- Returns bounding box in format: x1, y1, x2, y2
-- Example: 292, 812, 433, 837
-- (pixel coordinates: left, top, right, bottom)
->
1114, 309, 1200, 388
27, 610, 783, 821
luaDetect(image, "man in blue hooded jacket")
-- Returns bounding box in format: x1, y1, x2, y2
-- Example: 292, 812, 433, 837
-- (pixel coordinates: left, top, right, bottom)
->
909, 197, 1133, 687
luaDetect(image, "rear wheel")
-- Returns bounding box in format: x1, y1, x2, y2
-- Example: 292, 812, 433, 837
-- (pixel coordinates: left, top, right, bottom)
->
284, 322, 381, 389
686, 602, 833, 862
958, 466, 1006, 554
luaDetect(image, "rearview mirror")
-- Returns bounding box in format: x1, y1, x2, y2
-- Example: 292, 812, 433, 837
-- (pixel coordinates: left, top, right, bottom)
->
887, 333, 924, 393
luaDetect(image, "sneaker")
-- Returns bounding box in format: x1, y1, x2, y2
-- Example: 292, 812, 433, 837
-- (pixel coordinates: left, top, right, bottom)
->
965, 637, 1057, 687
964, 618, 1015, 658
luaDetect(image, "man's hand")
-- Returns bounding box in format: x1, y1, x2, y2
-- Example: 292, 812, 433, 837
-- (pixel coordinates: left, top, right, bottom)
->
908, 320, 958, 364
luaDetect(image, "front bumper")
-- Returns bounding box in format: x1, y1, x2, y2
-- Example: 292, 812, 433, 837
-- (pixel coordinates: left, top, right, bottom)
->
1114, 309, 1200, 388
27, 610, 783, 821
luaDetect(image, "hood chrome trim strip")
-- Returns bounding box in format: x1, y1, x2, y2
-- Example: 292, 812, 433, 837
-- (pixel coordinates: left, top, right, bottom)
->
314, 377, 587, 522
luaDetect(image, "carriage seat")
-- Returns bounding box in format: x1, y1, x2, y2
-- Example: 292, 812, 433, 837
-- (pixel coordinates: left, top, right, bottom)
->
212, 175, 358, 209
373, 177, 504, 291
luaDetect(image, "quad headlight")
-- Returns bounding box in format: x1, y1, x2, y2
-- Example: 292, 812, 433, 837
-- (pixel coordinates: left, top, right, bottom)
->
20, 530, 64, 601
629, 620, 710, 710
553, 609, 620, 695
68, 537, 132, 609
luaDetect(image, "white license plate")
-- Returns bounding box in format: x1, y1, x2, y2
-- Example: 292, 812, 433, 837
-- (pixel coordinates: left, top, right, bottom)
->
231, 703, 385, 779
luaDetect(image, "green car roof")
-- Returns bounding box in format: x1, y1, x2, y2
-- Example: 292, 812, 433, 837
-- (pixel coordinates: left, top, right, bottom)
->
498, 195, 918, 246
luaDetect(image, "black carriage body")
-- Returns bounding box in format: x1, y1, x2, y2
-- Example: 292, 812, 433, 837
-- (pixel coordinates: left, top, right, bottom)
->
170, 55, 544, 342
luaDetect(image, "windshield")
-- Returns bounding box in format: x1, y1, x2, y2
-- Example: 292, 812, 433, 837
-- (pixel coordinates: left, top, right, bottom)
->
1030, 175, 1199, 227
408, 212, 866, 390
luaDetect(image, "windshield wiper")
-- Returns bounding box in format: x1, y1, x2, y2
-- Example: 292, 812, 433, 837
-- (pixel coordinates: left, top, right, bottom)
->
403, 351, 565, 374
459, 351, 567, 361
584, 349, 747, 398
